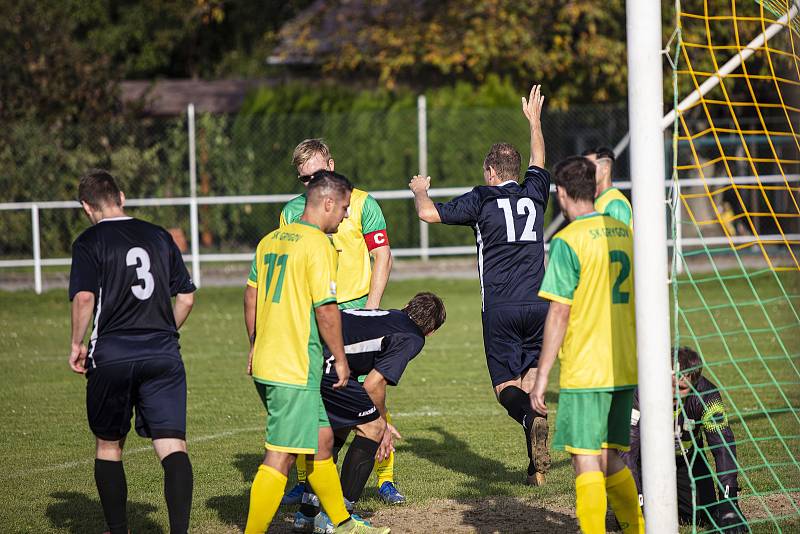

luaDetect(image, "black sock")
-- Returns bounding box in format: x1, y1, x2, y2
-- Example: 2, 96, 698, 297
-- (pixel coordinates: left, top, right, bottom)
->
332, 432, 347, 465
161, 451, 193, 534
94, 459, 128, 534
340, 435, 380, 503
498, 386, 541, 473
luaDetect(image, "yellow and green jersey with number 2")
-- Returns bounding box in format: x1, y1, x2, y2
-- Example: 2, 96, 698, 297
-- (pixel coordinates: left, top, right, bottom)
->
247, 221, 338, 389
539, 213, 637, 391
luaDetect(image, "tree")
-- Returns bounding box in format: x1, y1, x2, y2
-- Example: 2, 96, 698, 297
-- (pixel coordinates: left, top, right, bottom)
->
271, 0, 629, 108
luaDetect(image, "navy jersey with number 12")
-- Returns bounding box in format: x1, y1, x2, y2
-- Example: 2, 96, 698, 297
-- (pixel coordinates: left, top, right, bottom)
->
434, 166, 550, 309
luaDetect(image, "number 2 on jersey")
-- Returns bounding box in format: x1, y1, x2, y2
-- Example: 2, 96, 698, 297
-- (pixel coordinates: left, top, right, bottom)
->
609, 250, 631, 304
263, 253, 288, 303
496, 198, 537, 242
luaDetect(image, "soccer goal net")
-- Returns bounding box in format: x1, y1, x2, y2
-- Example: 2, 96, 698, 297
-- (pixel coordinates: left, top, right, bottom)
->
670, 0, 799, 531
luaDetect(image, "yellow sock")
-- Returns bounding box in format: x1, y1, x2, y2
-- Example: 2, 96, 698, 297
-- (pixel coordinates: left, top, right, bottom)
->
606, 467, 645, 533
575, 471, 607, 534
375, 411, 395, 486
244, 464, 287, 534
306, 457, 350, 526
375, 450, 395, 487
296, 454, 307, 483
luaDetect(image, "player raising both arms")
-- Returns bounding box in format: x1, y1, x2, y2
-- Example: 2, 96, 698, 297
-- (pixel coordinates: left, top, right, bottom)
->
243, 171, 389, 534
409, 85, 551, 485
530, 156, 643, 534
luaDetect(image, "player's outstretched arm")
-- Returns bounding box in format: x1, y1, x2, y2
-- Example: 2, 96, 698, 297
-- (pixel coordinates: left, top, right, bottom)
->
315, 303, 350, 388
409, 175, 442, 223
522, 84, 546, 168
173, 292, 194, 330
530, 301, 570, 414
69, 291, 95, 374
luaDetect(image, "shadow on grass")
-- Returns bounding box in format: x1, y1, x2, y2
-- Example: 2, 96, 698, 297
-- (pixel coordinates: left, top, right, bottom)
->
206, 453, 261, 531
458, 495, 579, 533
403, 425, 527, 497
46, 491, 162, 534
207, 452, 300, 532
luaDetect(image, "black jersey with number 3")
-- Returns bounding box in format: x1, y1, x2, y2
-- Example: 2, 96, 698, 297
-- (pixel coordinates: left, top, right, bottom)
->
69, 217, 196, 368
434, 165, 550, 310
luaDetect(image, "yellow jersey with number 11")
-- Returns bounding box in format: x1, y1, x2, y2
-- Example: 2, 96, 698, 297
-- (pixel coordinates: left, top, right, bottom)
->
247, 221, 338, 389
539, 213, 637, 391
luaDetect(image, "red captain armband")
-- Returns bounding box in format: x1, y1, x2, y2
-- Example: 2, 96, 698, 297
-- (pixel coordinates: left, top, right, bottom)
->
364, 229, 389, 250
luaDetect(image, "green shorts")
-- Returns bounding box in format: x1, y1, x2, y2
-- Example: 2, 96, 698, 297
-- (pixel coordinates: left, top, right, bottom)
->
553, 388, 634, 455
255, 382, 330, 454
338, 295, 368, 310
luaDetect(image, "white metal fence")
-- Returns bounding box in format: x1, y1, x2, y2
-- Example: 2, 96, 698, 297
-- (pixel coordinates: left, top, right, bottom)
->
1, 174, 796, 293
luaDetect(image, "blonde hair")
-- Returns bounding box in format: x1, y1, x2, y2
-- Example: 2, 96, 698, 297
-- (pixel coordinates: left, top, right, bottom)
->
292, 138, 331, 169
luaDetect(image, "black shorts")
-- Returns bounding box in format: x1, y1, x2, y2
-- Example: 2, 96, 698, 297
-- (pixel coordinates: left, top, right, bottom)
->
320, 371, 381, 430
85, 358, 187, 441
481, 302, 549, 387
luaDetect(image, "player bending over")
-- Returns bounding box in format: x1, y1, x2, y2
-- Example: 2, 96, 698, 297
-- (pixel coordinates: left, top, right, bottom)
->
409, 85, 551, 485
294, 293, 446, 532
243, 171, 389, 534
620, 347, 747, 532
530, 156, 644, 533
69, 170, 196, 534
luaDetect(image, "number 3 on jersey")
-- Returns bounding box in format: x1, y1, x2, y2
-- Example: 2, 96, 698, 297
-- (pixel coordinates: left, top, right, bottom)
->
126, 247, 154, 300
263, 253, 288, 303
497, 198, 537, 242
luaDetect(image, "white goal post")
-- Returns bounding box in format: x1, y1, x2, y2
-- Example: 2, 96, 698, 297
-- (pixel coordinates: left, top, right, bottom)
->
626, 0, 679, 532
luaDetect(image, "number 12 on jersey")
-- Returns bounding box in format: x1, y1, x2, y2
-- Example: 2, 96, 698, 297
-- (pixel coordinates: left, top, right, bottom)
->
263, 253, 288, 303
497, 198, 537, 242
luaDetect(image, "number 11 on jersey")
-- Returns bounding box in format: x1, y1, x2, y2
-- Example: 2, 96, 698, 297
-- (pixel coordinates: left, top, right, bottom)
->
263, 253, 288, 303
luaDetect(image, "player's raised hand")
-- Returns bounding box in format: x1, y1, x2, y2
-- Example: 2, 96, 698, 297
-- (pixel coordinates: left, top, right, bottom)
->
332, 357, 350, 389
521, 84, 545, 125
409, 175, 431, 194
69, 343, 87, 374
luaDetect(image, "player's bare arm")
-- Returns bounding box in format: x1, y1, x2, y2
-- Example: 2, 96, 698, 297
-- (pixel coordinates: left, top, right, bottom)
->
173, 292, 194, 330
530, 301, 570, 414
521, 84, 546, 168
69, 290, 95, 374
366, 245, 392, 309
315, 303, 351, 388
409, 175, 441, 223
363, 369, 402, 461
243, 285, 257, 375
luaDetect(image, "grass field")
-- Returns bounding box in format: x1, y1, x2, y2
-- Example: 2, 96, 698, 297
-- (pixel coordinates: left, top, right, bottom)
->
0, 272, 797, 533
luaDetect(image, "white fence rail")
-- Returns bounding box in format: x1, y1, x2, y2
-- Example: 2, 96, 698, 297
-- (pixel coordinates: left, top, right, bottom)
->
1, 174, 797, 293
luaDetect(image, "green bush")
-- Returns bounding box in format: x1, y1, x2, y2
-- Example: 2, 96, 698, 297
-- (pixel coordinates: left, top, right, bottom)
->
0, 78, 629, 258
